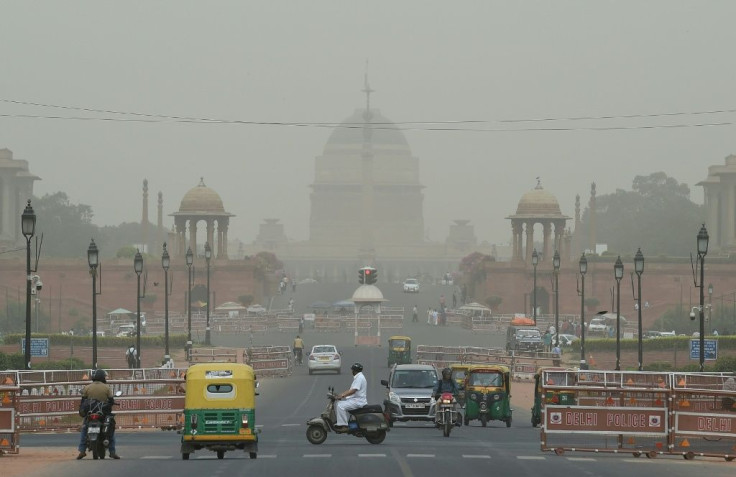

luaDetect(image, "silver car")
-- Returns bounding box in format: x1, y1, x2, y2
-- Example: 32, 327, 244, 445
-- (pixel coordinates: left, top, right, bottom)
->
381, 364, 439, 423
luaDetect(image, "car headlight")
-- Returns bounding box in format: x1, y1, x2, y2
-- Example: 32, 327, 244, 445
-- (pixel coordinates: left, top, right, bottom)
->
388, 392, 401, 405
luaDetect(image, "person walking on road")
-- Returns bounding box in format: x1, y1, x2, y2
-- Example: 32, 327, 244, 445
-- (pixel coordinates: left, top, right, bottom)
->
412, 305, 418, 322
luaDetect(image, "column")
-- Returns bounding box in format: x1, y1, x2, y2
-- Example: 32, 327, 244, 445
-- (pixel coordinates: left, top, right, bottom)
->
525, 221, 534, 264
190, 220, 197, 255
542, 221, 552, 262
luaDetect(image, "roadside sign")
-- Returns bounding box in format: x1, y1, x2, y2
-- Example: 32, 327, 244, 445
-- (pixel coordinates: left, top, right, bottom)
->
689, 339, 717, 361
20, 338, 49, 357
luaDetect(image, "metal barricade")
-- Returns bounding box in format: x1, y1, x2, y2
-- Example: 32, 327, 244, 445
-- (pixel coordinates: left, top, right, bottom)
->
246, 346, 292, 377
0, 382, 20, 454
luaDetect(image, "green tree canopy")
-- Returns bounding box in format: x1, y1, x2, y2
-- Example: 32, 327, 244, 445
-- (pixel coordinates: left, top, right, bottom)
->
580, 172, 704, 256
33, 192, 100, 257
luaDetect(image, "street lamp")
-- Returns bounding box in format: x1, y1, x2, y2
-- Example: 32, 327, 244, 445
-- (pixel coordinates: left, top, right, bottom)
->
614, 256, 624, 371
634, 248, 644, 371
579, 253, 587, 370
696, 224, 709, 371
553, 250, 560, 347
205, 242, 212, 346
186, 246, 193, 354
87, 239, 100, 369
161, 242, 171, 362
134, 249, 143, 368
708, 283, 713, 334
21, 199, 36, 370
531, 249, 539, 326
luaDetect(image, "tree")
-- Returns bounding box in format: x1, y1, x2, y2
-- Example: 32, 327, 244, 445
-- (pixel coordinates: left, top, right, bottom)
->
32, 192, 100, 257
579, 172, 704, 256
485, 295, 502, 311
459, 252, 495, 301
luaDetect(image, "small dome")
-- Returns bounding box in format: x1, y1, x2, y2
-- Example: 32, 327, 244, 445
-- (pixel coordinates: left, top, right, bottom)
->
351, 284, 387, 303
515, 181, 562, 216
179, 178, 225, 213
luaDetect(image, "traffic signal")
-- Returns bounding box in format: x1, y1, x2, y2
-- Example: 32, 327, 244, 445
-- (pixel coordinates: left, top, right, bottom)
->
365, 267, 377, 285
358, 268, 366, 284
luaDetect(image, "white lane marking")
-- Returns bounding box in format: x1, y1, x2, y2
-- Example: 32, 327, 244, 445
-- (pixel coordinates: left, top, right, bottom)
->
359, 454, 386, 457
406, 454, 435, 458
304, 454, 332, 458
259, 454, 277, 458
517, 456, 546, 460
462, 455, 491, 459
281, 423, 300, 427
567, 457, 596, 461
140, 456, 173, 459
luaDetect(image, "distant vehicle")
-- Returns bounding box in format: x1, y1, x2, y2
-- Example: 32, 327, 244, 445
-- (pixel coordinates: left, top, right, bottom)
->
308, 345, 341, 375
298, 278, 319, 285
403, 278, 420, 293
642, 330, 662, 339
247, 304, 267, 314
506, 325, 544, 353
659, 330, 676, 337
116, 323, 137, 337
587, 318, 607, 333
557, 334, 578, 347
381, 364, 440, 424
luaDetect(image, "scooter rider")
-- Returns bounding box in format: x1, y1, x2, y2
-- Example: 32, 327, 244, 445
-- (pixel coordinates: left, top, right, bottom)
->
334, 363, 367, 431
433, 367, 462, 427
293, 335, 304, 364
77, 369, 120, 459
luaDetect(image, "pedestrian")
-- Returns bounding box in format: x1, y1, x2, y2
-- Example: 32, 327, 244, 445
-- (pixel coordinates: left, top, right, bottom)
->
289, 298, 294, 313
432, 309, 439, 326
125, 344, 137, 369
427, 308, 431, 325
439, 294, 446, 308
542, 331, 552, 352
299, 316, 304, 333
412, 305, 418, 322
452, 292, 457, 309
292, 281, 296, 293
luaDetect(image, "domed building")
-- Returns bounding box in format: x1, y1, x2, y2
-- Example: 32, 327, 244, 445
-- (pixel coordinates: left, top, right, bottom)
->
506, 179, 570, 263
171, 178, 234, 258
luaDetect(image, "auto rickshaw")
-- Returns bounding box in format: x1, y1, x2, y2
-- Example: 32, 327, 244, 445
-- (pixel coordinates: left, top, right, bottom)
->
463, 365, 512, 427
450, 364, 471, 406
531, 367, 576, 427
180, 363, 259, 460
387, 336, 412, 367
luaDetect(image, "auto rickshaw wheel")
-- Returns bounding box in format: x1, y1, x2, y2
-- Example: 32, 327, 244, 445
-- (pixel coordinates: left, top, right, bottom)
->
306, 424, 327, 445
480, 414, 487, 427
250, 452, 257, 459
365, 430, 386, 445
182, 453, 190, 460
683, 452, 695, 460
725, 456, 734, 462
506, 416, 512, 428
217, 450, 225, 459
463, 415, 469, 426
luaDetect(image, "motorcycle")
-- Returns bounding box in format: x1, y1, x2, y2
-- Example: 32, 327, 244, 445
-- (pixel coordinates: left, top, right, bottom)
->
434, 392, 459, 437
306, 387, 390, 445
84, 391, 122, 459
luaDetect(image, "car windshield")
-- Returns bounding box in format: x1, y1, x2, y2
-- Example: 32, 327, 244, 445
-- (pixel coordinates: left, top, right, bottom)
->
392, 370, 437, 388
312, 346, 336, 354
390, 339, 407, 347
518, 330, 540, 338
405, 279, 418, 285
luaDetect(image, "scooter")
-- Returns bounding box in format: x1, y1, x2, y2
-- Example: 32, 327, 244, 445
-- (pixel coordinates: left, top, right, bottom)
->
306, 387, 390, 445
435, 392, 460, 437
84, 391, 122, 459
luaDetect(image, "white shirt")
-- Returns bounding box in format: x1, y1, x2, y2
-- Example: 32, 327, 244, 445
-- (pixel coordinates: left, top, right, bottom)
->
347, 372, 367, 406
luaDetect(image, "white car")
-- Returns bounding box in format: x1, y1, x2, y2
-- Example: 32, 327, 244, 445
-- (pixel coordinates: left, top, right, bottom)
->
308, 345, 341, 375
558, 333, 578, 347
247, 304, 267, 314
587, 318, 607, 333
403, 278, 420, 293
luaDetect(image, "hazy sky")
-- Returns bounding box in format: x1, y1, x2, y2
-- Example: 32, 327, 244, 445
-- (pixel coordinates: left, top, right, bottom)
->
1, 1, 734, 249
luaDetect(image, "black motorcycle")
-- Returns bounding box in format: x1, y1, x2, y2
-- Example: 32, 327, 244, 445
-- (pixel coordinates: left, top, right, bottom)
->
84, 394, 120, 459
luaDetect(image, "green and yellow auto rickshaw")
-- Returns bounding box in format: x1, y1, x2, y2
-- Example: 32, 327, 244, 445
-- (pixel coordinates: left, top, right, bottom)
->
531, 367, 576, 427
463, 365, 512, 427
450, 364, 471, 406
180, 363, 259, 460
387, 336, 412, 367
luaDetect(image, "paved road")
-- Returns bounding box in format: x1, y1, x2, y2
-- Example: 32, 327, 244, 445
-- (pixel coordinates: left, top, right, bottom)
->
18, 343, 736, 477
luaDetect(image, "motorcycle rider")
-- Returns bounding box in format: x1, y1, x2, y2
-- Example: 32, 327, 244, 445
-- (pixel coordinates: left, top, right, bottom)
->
77, 369, 120, 459
293, 335, 304, 365
334, 362, 367, 431
433, 367, 462, 427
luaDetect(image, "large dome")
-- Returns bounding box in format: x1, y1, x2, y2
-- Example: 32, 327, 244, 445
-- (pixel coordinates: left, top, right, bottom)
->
178, 178, 225, 213
514, 182, 563, 217
324, 109, 409, 151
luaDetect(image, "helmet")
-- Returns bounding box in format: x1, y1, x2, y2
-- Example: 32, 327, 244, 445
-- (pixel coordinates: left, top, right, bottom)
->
351, 363, 363, 373
442, 367, 452, 379
92, 369, 107, 383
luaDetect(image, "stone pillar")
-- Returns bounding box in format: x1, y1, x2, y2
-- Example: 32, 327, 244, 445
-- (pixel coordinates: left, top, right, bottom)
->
542, 221, 552, 262
189, 220, 198, 255
727, 184, 736, 247
525, 221, 534, 264
207, 219, 215, 253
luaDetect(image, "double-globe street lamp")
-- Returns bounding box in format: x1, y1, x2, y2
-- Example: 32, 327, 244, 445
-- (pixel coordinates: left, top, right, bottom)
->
21, 200, 36, 370
205, 242, 212, 346
553, 250, 560, 347
87, 239, 100, 369
532, 249, 539, 326
614, 256, 624, 371
162, 243, 171, 362
696, 224, 709, 372
186, 247, 194, 356
134, 250, 143, 368
579, 253, 587, 369
634, 249, 644, 371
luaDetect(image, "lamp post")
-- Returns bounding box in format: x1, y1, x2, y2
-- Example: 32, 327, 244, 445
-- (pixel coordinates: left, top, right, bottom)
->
205, 242, 212, 346
134, 250, 143, 368
708, 283, 713, 334
162, 243, 171, 362
21, 200, 36, 370
186, 247, 193, 352
532, 249, 539, 326
634, 248, 644, 371
553, 251, 560, 347
614, 256, 624, 371
697, 224, 709, 372
579, 253, 587, 369
87, 239, 99, 369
